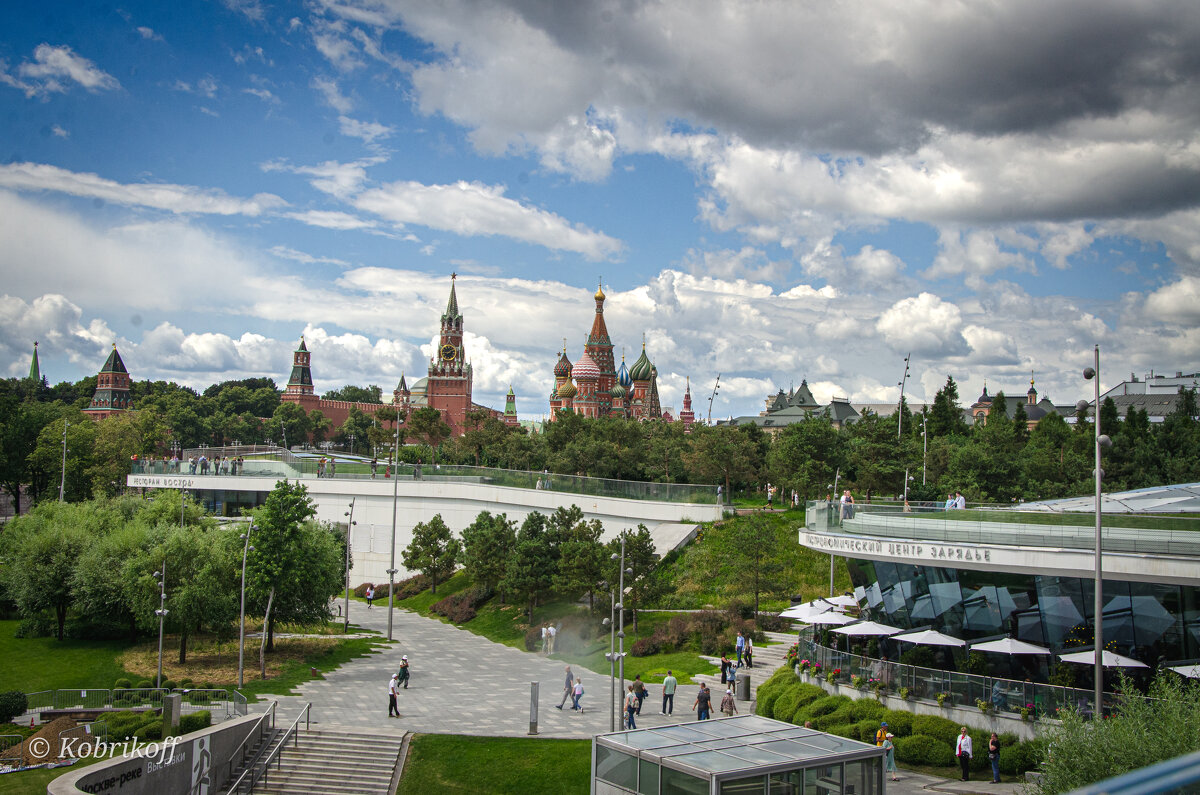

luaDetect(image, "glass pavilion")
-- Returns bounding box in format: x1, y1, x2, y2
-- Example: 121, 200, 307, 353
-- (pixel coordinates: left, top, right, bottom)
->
592, 715, 886, 795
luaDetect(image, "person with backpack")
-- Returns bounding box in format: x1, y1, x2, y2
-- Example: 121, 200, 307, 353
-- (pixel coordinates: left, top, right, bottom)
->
397, 655, 410, 689
633, 675, 646, 714
720, 688, 738, 716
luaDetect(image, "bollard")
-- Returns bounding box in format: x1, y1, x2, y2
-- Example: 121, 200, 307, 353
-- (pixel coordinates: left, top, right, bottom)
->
529, 682, 539, 735
163, 693, 182, 730
736, 672, 751, 701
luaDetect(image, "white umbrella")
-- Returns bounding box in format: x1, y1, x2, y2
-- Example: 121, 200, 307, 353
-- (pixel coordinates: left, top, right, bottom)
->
831, 620, 903, 637
891, 629, 966, 647
970, 637, 1052, 656
826, 595, 858, 608
804, 611, 858, 626
1058, 649, 1148, 669
1167, 664, 1200, 679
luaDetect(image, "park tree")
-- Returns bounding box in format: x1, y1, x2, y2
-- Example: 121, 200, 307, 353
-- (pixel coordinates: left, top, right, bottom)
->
72, 522, 155, 642
406, 407, 451, 461
88, 409, 170, 497
334, 406, 374, 453
308, 409, 333, 446
268, 402, 310, 448
0, 396, 61, 514
0, 503, 91, 639
603, 525, 664, 631
502, 512, 557, 620
549, 506, 606, 610
247, 481, 342, 651
460, 511, 517, 592
705, 513, 791, 617
928, 376, 968, 438
402, 514, 461, 594
322, 384, 384, 403
767, 417, 843, 500
643, 421, 688, 483
681, 425, 760, 495
28, 412, 96, 503
844, 412, 905, 500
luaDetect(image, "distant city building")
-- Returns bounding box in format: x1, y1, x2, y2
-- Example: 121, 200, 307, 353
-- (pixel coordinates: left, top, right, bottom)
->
27, 341, 40, 382
284, 275, 508, 437
84, 344, 133, 420
549, 283, 666, 421
968, 375, 1062, 429
718, 379, 859, 433
1090, 370, 1200, 423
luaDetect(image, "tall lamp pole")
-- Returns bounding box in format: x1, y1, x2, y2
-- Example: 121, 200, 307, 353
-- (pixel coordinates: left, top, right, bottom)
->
344, 499, 356, 633
387, 418, 401, 641
154, 562, 168, 688
921, 414, 928, 485
1082, 346, 1111, 714
617, 534, 632, 726
59, 421, 69, 502
897, 353, 911, 439
706, 374, 721, 425
602, 583, 617, 732
237, 524, 255, 689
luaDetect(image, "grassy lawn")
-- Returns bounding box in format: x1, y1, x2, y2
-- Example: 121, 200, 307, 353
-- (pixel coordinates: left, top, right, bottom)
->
0, 755, 109, 795
395, 735, 590, 795
0, 620, 137, 693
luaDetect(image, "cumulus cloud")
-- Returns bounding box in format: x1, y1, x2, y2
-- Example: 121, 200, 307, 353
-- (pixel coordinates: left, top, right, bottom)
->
876, 293, 969, 356
261, 158, 376, 200
312, 76, 353, 113
1, 44, 120, 98
353, 180, 623, 259
1145, 276, 1200, 324
339, 115, 393, 145
0, 294, 115, 377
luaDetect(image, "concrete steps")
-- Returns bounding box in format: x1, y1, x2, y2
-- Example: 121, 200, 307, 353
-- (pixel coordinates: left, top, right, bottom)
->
251, 729, 404, 795
692, 631, 798, 701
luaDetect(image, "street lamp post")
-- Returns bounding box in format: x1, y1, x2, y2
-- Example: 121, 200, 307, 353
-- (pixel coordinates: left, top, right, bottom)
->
58, 421, 69, 502
344, 499, 356, 633
616, 534, 632, 726
601, 582, 618, 732
153, 562, 168, 688
921, 414, 928, 485
897, 353, 911, 439
706, 373, 721, 426
180, 491, 187, 530
1082, 346, 1111, 714
237, 524, 255, 689
348, 433, 356, 456
387, 419, 401, 641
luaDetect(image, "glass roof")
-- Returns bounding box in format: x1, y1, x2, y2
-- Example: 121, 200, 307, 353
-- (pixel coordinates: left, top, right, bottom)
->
597, 715, 881, 775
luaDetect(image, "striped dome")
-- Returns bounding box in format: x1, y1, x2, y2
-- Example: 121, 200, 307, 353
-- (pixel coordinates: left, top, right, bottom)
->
557, 380, 577, 399
629, 346, 654, 382
617, 359, 632, 388
573, 351, 600, 381
554, 350, 572, 378
611, 383, 626, 400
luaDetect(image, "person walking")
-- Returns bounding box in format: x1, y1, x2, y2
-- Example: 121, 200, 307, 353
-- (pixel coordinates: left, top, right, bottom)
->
720, 688, 738, 716
366, 585, 375, 608
955, 727, 973, 781
388, 673, 400, 717
624, 685, 638, 729
556, 665, 575, 709
541, 623, 549, 654
371, 457, 378, 478
744, 635, 754, 668
548, 623, 558, 654
633, 675, 646, 714
661, 670, 677, 715
398, 655, 410, 689
572, 678, 585, 712
875, 721, 889, 746
883, 733, 898, 781
693, 683, 712, 720
735, 631, 746, 667
988, 732, 1001, 783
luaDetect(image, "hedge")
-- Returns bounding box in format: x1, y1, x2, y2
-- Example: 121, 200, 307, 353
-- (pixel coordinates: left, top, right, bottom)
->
771, 684, 809, 723
0, 691, 28, 723
894, 734, 956, 767
999, 737, 1046, 775
178, 711, 212, 735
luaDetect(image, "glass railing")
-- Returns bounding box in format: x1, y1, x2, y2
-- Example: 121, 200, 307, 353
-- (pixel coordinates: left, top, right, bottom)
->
799, 636, 1111, 719
805, 500, 1200, 555
133, 452, 720, 505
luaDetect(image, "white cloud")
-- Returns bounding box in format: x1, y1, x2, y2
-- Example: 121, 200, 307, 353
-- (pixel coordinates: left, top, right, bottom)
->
0, 162, 286, 216
136, 27, 164, 42
875, 293, 969, 356
0, 294, 115, 377
353, 179, 624, 260
1, 44, 120, 98
338, 115, 393, 145
268, 245, 351, 267
681, 247, 788, 282
222, 0, 265, 23
312, 76, 353, 113
925, 229, 1034, 280
243, 87, 278, 103
283, 209, 377, 230
50, 124, 68, 138
262, 158, 375, 200
1145, 276, 1200, 324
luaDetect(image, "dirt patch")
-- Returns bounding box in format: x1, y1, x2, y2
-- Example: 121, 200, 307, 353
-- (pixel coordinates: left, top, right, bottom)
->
118, 636, 343, 686
0, 717, 77, 764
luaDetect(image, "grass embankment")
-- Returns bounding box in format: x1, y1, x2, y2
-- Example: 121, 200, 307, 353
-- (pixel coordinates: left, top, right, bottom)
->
0, 620, 136, 693
396, 735, 591, 794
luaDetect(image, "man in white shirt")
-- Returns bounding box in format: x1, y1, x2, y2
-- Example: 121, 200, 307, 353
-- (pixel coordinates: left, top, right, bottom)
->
955, 492, 967, 510
661, 670, 677, 715
388, 673, 400, 717
956, 726, 973, 781
548, 623, 558, 654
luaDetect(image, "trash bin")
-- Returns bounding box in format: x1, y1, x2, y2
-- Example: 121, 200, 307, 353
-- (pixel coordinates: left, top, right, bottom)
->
736, 672, 751, 700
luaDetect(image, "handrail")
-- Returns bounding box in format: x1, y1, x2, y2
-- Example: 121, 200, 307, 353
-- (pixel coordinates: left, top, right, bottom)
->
225, 701, 277, 789
226, 702, 310, 795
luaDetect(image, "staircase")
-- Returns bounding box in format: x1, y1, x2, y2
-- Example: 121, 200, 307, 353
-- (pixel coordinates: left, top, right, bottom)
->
692, 631, 797, 706
251, 729, 405, 795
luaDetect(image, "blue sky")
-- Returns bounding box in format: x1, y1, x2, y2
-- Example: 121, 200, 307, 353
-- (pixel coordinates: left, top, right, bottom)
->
2, 0, 1198, 420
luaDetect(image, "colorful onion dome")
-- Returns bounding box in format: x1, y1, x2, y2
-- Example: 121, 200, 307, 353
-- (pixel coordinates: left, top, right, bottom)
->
573, 351, 600, 381
617, 357, 632, 388
629, 344, 653, 382
557, 380, 577, 399
611, 383, 626, 400
554, 349, 572, 378
595, 281, 605, 301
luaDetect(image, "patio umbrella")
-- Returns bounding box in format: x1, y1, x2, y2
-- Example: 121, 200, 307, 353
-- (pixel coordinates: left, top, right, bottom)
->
826, 595, 858, 608
831, 621, 903, 637
970, 637, 1052, 656
804, 611, 858, 626
1057, 649, 1149, 668
1167, 664, 1200, 679
891, 629, 966, 647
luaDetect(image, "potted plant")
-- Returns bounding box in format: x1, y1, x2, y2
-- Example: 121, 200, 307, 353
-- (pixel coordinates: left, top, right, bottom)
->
975, 698, 992, 715
851, 674, 865, 690
871, 679, 886, 698
936, 692, 950, 707
1020, 704, 1033, 721
897, 686, 911, 701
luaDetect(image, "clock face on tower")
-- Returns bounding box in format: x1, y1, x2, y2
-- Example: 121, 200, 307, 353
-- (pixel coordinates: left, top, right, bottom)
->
440, 344, 457, 362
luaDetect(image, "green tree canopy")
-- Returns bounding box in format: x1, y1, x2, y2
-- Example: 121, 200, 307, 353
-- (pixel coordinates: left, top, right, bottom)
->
460, 510, 517, 592
402, 514, 461, 594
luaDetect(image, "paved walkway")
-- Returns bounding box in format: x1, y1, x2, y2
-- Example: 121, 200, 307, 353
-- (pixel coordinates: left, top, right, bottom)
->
264, 604, 1026, 794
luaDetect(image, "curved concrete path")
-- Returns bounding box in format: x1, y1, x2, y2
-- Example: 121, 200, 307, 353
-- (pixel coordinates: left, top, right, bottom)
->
269, 603, 711, 738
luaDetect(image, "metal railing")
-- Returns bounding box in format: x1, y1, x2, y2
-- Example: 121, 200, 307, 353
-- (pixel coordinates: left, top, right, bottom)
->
19, 688, 248, 723
135, 455, 721, 505
226, 702, 311, 795
225, 701, 277, 788
0, 734, 22, 757
58, 720, 108, 748
806, 500, 1200, 556
800, 637, 1109, 719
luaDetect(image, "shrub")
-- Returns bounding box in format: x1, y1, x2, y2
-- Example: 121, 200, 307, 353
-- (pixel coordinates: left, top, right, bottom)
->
178, 711, 212, 735
826, 723, 858, 740
894, 734, 956, 767
393, 574, 431, 600
179, 678, 194, 688
755, 613, 789, 632
108, 711, 149, 738
911, 714, 961, 747
812, 703, 856, 732
133, 720, 164, 740
853, 718, 882, 744
523, 626, 543, 651
113, 678, 133, 690
771, 684, 807, 722
161, 679, 177, 691
798, 695, 847, 722
630, 637, 660, 657
0, 691, 28, 723
999, 738, 1045, 775
135, 680, 153, 689
880, 709, 914, 737
847, 699, 885, 722
354, 582, 375, 598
